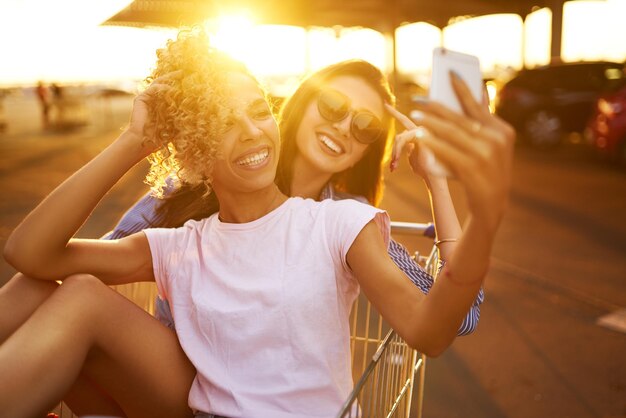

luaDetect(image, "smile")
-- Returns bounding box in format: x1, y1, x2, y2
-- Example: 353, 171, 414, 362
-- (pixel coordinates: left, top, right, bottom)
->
318, 134, 344, 155
235, 148, 270, 168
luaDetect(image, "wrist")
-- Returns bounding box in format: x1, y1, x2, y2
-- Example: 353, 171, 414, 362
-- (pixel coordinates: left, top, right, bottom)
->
115, 130, 154, 161
469, 210, 502, 237
424, 174, 449, 192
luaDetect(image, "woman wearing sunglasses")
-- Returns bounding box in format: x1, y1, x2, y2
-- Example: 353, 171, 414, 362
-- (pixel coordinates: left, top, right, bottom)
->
2, 28, 514, 418
107, 60, 482, 335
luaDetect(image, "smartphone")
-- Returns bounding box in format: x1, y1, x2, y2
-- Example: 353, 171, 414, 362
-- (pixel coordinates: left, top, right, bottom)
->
420, 48, 483, 177
429, 47, 483, 114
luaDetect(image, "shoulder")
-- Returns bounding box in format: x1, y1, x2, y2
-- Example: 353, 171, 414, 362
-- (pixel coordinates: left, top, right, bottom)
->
333, 191, 369, 205
181, 215, 212, 229
322, 184, 369, 204
282, 197, 387, 230
145, 215, 213, 242
318, 199, 389, 240
289, 196, 371, 215
321, 197, 380, 216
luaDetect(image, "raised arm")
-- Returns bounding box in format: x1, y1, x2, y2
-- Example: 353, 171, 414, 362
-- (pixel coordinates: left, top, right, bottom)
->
348, 221, 485, 356
354, 74, 514, 356
387, 239, 482, 336
3, 82, 168, 284
388, 105, 462, 262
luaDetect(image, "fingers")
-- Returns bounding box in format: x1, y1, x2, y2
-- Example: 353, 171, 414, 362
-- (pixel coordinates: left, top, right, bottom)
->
140, 71, 182, 98
390, 128, 420, 171
135, 83, 174, 111
402, 81, 516, 227
385, 103, 417, 130
482, 86, 490, 108
142, 83, 172, 96
148, 70, 184, 84
406, 105, 514, 180
386, 103, 419, 171
449, 71, 488, 123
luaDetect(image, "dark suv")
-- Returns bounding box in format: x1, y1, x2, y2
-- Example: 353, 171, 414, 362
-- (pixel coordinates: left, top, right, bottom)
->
495, 61, 626, 147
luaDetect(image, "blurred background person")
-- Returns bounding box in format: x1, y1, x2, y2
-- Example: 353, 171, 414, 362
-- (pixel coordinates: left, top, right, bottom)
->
36, 81, 51, 130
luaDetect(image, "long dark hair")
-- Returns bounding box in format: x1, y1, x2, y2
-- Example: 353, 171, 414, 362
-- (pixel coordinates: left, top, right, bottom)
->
153, 182, 219, 228
275, 60, 395, 206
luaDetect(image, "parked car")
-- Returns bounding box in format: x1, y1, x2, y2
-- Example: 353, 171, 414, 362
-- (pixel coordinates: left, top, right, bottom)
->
585, 82, 626, 166
495, 61, 626, 147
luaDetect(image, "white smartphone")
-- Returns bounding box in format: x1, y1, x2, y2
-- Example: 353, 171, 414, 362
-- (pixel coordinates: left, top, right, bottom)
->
429, 47, 483, 114
420, 48, 483, 177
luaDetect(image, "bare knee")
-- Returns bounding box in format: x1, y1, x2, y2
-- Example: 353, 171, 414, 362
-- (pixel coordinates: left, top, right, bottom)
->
0, 272, 59, 296
55, 275, 112, 319
62, 273, 104, 289
0, 273, 60, 342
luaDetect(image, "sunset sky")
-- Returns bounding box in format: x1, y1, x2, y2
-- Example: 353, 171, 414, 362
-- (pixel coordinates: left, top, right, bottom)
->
0, 0, 624, 88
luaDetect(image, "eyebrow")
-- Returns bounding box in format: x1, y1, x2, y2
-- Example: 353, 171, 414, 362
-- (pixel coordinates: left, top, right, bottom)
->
247, 98, 268, 109
329, 88, 381, 116
354, 104, 383, 118
227, 97, 268, 118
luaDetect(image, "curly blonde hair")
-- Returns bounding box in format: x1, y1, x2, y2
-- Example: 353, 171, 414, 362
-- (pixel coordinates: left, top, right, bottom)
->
143, 27, 250, 197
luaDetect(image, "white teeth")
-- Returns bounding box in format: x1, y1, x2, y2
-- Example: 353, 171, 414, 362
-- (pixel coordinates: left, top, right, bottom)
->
320, 135, 342, 154
236, 149, 269, 167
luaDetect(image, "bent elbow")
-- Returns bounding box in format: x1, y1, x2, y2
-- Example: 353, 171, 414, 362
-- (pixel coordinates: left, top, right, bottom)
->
421, 344, 448, 358
406, 334, 454, 358
3, 237, 49, 280
3, 236, 19, 269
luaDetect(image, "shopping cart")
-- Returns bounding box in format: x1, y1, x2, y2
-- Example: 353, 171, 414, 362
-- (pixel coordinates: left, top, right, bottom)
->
51, 221, 438, 418
338, 221, 438, 418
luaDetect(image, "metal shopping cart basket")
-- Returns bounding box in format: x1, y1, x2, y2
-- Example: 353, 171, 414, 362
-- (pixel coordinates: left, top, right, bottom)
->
337, 221, 438, 418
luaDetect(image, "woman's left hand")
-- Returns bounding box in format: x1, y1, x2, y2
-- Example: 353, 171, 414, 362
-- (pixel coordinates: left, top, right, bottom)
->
386, 105, 441, 179
125, 71, 182, 158
388, 76, 516, 234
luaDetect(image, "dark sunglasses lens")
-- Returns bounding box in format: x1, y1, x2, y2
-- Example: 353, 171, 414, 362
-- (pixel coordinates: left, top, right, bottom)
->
318, 90, 349, 121
352, 112, 384, 144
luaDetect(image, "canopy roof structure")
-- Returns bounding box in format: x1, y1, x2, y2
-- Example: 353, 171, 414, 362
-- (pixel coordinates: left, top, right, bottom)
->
102, 0, 582, 64
102, 0, 569, 30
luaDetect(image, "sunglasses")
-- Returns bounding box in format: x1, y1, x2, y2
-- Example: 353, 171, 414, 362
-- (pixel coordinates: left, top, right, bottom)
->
317, 89, 386, 144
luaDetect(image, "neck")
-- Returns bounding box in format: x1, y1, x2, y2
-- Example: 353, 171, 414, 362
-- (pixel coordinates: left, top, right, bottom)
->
215, 184, 288, 223
290, 155, 332, 201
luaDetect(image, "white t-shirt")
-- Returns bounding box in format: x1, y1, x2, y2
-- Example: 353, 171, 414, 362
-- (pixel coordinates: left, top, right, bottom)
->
144, 197, 390, 418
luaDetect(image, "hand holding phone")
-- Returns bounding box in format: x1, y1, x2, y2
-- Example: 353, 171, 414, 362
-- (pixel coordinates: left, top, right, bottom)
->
429, 47, 483, 114
419, 48, 483, 176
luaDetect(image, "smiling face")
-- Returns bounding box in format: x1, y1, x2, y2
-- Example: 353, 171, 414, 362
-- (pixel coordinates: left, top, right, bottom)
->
210, 72, 280, 196
294, 75, 386, 177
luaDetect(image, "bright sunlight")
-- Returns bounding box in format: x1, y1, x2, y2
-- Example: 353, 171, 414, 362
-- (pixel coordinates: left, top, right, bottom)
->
0, 0, 625, 87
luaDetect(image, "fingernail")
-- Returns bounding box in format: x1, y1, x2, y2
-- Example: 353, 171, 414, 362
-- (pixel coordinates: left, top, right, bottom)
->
410, 110, 424, 121
449, 70, 461, 81
412, 96, 430, 105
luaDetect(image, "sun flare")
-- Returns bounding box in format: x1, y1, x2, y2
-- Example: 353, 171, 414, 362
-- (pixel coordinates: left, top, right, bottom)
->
0, 1, 624, 87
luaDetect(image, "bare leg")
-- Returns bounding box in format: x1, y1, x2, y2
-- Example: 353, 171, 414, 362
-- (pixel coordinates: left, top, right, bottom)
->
0, 274, 195, 418
0, 273, 126, 416
0, 273, 58, 343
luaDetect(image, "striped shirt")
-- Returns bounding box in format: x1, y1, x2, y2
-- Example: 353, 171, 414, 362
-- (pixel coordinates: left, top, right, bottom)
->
104, 185, 482, 336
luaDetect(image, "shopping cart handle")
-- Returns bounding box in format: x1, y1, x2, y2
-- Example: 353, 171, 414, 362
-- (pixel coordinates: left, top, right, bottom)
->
389, 221, 436, 239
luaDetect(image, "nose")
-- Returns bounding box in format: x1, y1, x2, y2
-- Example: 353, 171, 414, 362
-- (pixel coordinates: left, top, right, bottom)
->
238, 116, 263, 142
332, 112, 352, 139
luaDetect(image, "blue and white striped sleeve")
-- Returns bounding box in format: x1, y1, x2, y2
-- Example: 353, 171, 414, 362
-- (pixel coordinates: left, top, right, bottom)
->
387, 239, 483, 336
102, 192, 164, 240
